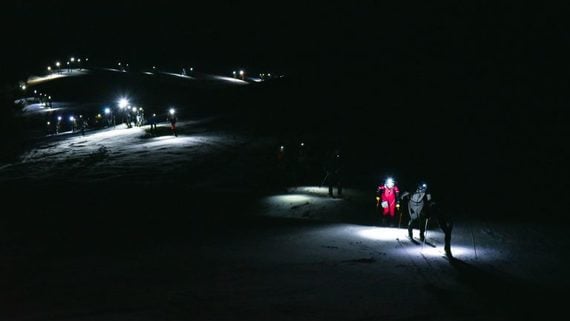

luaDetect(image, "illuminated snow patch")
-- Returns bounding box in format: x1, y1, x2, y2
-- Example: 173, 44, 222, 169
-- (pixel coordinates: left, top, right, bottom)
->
27, 70, 89, 85
358, 227, 409, 241
276, 194, 311, 203
288, 186, 330, 196
161, 72, 194, 79
210, 75, 249, 84
142, 135, 207, 148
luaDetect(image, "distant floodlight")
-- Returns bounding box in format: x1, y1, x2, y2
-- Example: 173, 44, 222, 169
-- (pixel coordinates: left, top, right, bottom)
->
268, 73, 271, 77
57, 116, 62, 121
153, 66, 156, 69
239, 70, 244, 76
85, 58, 89, 61
152, 113, 156, 117
280, 145, 284, 151
118, 62, 121, 66
97, 113, 102, 118
67, 62, 70, 65
77, 58, 81, 62
70, 57, 75, 62
47, 121, 51, 125
56, 62, 60, 67
21, 85, 26, 90
169, 108, 175, 115
190, 67, 193, 71
139, 107, 143, 111
48, 96, 51, 100
301, 142, 304, 146
104, 108, 111, 114
47, 66, 51, 71
118, 98, 129, 109
232, 70, 236, 76
69, 116, 75, 121
34, 90, 37, 94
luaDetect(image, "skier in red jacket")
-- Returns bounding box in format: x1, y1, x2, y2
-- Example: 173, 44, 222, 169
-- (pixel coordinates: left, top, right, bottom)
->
376, 177, 400, 226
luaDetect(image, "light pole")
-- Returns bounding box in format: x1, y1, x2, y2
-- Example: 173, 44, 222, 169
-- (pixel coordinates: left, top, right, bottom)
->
239, 69, 245, 80
56, 61, 61, 73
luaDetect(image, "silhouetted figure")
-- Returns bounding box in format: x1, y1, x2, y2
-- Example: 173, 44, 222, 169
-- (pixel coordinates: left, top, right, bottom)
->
149, 113, 157, 134
167, 112, 177, 137
324, 149, 342, 198
80, 118, 87, 136
426, 201, 453, 257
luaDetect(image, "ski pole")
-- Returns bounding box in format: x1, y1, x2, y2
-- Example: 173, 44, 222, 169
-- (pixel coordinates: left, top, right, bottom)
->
422, 217, 429, 248
398, 204, 402, 228
320, 172, 329, 187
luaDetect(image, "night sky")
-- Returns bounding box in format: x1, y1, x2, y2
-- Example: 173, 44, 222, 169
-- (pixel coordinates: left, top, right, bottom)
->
3, 2, 568, 83
2, 1, 569, 211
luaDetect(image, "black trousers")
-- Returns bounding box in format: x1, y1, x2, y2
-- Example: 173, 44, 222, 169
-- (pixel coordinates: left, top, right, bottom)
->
408, 214, 426, 239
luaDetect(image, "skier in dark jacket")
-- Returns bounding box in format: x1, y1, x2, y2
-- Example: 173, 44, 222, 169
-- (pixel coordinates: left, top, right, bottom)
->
402, 182, 454, 257
426, 200, 453, 258
324, 149, 342, 198
402, 183, 431, 241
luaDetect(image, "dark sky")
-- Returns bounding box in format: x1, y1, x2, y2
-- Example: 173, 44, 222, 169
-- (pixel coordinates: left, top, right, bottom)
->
1, 1, 569, 203
2, 2, 569, 83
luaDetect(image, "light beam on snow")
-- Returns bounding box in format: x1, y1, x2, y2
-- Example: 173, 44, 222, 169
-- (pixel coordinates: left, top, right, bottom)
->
210, 75, 249, 84
273, 194, 311, 203
27, 70, 88, 85
358, 227, 409, 241
160, 72, 193, 79
288, 186, 330, 197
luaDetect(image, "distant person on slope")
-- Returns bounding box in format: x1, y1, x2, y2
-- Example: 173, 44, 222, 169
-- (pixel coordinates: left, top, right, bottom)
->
324, 149, 343, 198
167, 109, 178, 137
149, 113, 157, 134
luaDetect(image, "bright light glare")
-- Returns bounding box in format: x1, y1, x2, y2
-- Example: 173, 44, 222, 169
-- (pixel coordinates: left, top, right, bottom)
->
104, 108, 111, 114
169, 108, 175, 115
118, 98, 128, 108
69, 116, 75, 121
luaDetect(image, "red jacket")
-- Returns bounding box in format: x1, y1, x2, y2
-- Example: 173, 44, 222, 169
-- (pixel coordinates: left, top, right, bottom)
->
377, 184, 400, 203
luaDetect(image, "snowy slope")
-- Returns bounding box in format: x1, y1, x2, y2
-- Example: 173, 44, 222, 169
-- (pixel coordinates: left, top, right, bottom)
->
1, 114, 568, 321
